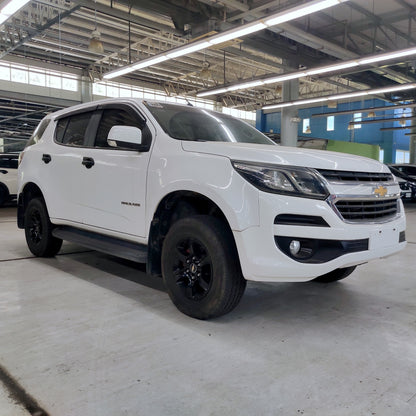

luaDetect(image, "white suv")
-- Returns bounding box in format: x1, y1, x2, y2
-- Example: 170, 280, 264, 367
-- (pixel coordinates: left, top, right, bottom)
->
0, 153, 18, 206
17, 99, 406, 319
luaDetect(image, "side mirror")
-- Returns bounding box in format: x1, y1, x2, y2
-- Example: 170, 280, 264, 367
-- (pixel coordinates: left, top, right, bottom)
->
107, 125, 143, 150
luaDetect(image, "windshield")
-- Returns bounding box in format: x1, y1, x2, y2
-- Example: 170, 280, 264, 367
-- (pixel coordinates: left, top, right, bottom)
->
144, 102, 275, 145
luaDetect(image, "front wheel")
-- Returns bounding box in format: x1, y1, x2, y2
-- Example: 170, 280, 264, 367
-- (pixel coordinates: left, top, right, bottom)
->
24, 197, 62, 257
161, 215, 246, 320
313, 266, 357, 283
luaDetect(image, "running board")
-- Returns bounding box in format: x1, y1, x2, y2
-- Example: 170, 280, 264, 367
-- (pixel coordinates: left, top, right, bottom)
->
52, 226, 147, 263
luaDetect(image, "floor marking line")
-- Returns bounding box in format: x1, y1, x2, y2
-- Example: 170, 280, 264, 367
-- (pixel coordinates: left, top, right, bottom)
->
0, 363, 50, 416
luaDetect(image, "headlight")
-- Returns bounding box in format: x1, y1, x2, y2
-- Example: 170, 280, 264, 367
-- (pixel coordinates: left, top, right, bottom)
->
232, 161, 329, 200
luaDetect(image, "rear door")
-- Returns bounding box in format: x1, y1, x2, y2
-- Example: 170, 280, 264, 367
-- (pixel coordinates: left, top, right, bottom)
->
43, 110, 97, 224
80, 104, 153, 237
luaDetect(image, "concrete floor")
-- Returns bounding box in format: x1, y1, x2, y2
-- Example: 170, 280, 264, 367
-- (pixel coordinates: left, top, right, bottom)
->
0, 204, 416, 416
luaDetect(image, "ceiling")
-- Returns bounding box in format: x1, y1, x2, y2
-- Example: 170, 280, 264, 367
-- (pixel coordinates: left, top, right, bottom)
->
1, 0, 416, 150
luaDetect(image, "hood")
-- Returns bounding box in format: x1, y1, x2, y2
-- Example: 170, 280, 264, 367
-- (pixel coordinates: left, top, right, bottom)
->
181, 141, 388, 173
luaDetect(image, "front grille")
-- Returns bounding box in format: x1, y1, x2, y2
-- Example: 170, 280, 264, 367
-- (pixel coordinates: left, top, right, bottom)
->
318, 169, 393, 183
335, 198, 399, 221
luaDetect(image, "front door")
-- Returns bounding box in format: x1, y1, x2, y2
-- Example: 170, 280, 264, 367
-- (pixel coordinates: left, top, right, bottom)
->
80, 106, 152, 238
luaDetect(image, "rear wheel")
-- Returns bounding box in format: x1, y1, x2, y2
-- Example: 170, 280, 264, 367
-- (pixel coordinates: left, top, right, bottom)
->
0, 185, 7, 207
24, 197, 62, 257
161, 215, 246, 320
313, 266, 357, 283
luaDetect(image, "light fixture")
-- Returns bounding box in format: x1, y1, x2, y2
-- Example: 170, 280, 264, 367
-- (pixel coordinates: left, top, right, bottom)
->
89, 30, 104, 54
399, 117, 407, 127
367, 111, 376, 118
305, 126, 312, 134
89, 1, 104, 54
0, 0, 30, 25
262, 82, 416, 111
104, 0, 350, 80
347, 122, 354, 130
197, 44, 416, 98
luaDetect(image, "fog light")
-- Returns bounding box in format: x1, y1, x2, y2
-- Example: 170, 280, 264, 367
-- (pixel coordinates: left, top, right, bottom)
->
289, 240, 301, 256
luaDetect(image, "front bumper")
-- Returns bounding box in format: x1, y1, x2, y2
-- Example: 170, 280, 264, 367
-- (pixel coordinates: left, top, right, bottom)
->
234, 192, 406, 282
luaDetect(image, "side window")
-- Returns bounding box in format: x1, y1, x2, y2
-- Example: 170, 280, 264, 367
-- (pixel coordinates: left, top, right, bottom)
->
55, 112, 93, 146
0, 157, 18, 169
94, 108, 145, 148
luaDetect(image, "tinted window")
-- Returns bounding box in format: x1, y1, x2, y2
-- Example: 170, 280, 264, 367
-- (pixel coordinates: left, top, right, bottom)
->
144, 102, 274, 145
0, 156, 18, 169
26, 118, 51, 148
55, 112, 93, 146
94, 109, 144, 148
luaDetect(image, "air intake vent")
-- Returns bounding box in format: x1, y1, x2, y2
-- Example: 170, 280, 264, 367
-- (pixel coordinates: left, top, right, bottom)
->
335, 198, 398, 222
318, 169, 393, 183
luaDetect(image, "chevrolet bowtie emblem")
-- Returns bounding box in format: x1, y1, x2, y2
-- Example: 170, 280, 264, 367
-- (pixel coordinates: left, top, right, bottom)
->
374, 185, 388, 197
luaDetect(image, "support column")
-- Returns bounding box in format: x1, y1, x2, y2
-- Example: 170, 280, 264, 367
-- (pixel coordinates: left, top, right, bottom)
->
410, 108, 416, 164
81, 72, 93, 103
280, 78, 299, 147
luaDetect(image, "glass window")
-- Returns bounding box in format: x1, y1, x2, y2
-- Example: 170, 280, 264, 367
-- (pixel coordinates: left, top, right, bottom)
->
0, 65, 10, 81
47, 75, 61, 89
94, 109, 144, 148
327, 116, 334, 131
29, 71, 46, 87
302, 118, 310, 133
354, 113, 362, 129
379, 149, 384, 163
11, 68, 28, 83
56, 112, 92, 146
395, 150, 410, 164
145, 102, 274, 145
93, 83, 106, 96
0, 155, 18, 169
62, 78, 77, 91
107, 85, 119, 97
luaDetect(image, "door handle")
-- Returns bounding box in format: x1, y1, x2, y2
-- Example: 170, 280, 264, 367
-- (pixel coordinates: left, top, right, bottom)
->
42, 154, 52, 164
82, 157, 95, 169
0, 169, 7, 174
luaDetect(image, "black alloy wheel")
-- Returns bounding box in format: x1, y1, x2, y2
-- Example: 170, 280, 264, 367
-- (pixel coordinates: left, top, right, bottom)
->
24, 197, 62, 257
162, 215, 246, 320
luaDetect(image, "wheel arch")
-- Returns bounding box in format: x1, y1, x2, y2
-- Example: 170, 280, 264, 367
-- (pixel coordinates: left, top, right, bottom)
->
17, 182, 45, 228
147, 190, 239, 277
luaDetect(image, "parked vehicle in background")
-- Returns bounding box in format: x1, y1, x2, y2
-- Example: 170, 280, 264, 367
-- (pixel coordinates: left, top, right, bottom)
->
17, 99, 407, 319
388, 165, 416, 201
0, 153, 18, 206
389, 163, 416, 181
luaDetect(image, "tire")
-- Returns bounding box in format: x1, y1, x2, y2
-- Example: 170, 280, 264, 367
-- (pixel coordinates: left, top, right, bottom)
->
313, 266, 357, 283
0, 184, 7, 207
24, 197, 62, 257
161, 215, 246, 320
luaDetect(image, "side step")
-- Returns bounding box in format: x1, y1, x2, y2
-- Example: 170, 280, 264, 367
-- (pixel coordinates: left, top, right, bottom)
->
52, 226, 148, 263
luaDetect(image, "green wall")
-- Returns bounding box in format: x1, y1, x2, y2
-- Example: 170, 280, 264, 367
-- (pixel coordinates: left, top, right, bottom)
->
326, 139, 380, 160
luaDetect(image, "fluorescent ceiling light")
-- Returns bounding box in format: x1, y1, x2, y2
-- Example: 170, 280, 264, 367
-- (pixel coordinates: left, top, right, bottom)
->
209, 22, 267, 45
329, 91, 368, 100
263, 72, 307, 84
197, 87, 228, 97
265, 0, 344, 26
358, 47, 416, 65
0, 0, 30, 24
104, 0, 349, 80
198, 44, 416, 97
227, 80, 265, 91
262, 83, 416, 110
166, 41, 211, 59
306, 61, 359, 75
